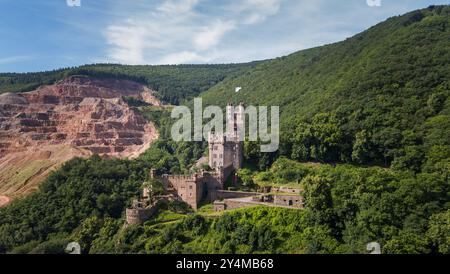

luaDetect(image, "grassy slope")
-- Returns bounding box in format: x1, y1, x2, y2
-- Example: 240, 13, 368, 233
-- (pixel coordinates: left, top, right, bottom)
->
0, 146, 92, 199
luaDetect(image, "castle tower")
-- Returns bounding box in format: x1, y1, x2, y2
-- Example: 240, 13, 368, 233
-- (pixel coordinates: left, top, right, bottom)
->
226, 102, 245, 139
208, 103, 244, 172
226, 102, 244, 170
233, 139, 244, 170
208, 134, 224, 169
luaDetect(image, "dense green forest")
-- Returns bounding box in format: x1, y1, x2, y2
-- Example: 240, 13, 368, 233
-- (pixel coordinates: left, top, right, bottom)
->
0, 157, 447, 254
0, 63, 256, 105
137, 106, 207, 174
202, 5, 450, 169
0, 6, 449, 254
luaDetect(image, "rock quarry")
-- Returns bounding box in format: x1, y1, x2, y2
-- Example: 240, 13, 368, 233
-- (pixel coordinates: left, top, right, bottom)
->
0, 75, 160, 202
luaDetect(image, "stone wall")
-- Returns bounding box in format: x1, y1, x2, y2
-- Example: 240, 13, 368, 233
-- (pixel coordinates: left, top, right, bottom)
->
213, 192, 305, 212
273, 194, 304, 208
161, 174, 198, 209
272, 186, 302, 194
197, 173, 221, 205
222, 199, 255, 210
213, 201, 226, 211
125, 204, 159, 225
216, 190, 259, 200
160, 169, 229, 210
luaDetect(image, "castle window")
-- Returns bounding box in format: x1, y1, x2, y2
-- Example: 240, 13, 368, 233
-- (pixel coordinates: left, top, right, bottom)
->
189, 186, 193, 190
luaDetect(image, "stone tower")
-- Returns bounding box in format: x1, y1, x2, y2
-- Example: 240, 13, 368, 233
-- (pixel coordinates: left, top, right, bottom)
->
226, 102, 245, 140
208, 103, 244, 172
226, 102, 244, 170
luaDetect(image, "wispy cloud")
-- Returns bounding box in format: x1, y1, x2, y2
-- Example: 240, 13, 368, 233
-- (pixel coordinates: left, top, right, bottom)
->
193, 20, 237, 51
0, 56, 33, 65
157, 51, 207, 64
104, 0, 282, 65
234, 0, 282, 25
157, 0, 199, 14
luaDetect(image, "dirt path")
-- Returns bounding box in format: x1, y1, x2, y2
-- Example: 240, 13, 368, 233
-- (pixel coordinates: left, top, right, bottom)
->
0, 195, 11, 208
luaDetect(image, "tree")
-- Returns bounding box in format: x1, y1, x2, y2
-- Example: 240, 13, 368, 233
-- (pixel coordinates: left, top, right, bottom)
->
302, 226, 339, 254
383, 231, 430, 254
71, 216, 103, 254
352, 130, 372, 164
391, 146, 424, 172
427, 89, 448, 114
237, 168, 255, 188
301, 175, 334, 226
292, 113, 346, 163
426, 211, 450, 254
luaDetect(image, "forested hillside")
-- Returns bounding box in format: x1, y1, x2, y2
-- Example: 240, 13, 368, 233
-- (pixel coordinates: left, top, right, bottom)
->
0, 63, 256, 105
1, 157, 447, 254
202, 5, 450, 169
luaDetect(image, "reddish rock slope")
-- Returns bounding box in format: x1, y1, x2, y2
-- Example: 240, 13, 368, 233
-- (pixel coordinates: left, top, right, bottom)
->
0, 75, 160, 202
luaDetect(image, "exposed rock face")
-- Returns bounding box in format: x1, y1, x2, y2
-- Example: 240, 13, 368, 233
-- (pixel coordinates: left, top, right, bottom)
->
0, 75, 160, 200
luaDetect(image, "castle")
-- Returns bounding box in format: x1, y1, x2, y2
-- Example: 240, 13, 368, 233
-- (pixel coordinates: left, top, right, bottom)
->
126, 103, 246, 224
158, 103, 245, 209
125, 103, 304, 225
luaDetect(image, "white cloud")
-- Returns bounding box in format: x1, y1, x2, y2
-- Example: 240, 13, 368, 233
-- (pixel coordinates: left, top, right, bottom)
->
0, 56, 33, 65
193, 20, 236, 51
105, 22, 147, 65
157, 0, 199, 14
103, 0, 283, 65
233, 0, 282, 25
104, 0, 198, 64
157, 51, 209, 64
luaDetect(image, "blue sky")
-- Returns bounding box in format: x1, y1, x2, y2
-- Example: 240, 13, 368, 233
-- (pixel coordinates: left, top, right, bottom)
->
0, 0, 448, 72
